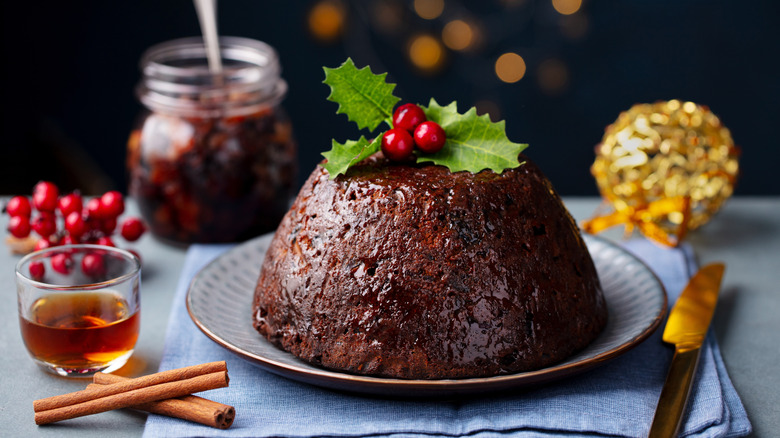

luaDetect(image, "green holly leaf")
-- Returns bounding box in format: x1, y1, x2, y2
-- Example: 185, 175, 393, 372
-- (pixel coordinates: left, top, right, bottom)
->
322, 136, 381, 179
417, 99, 528, 174
323, 58, 400, 132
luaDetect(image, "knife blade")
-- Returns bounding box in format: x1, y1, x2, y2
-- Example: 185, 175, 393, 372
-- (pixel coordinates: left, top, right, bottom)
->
648, 262, 725, 438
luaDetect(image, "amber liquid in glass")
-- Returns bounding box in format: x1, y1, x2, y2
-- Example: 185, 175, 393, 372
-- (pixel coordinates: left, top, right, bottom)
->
20, 291, 139, 368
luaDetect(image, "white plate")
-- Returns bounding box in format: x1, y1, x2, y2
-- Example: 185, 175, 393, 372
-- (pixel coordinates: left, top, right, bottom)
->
187, 233, 667, 397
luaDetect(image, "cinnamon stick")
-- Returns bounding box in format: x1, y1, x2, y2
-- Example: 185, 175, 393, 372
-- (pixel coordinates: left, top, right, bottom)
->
34, 362, 229, 425
34, 361, 226, 412
91, 373, 234, 429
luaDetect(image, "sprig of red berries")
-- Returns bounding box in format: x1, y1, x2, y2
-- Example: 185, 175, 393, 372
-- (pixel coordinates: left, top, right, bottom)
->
4, 181, 147, 253
321, 59, 528, 178
381, 103, 447, 162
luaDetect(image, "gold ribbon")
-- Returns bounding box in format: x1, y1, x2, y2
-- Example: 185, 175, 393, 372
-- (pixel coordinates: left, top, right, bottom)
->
581, 196, 692, 247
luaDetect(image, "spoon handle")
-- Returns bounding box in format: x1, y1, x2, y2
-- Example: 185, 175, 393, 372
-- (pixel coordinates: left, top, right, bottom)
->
194, 0, 223, 76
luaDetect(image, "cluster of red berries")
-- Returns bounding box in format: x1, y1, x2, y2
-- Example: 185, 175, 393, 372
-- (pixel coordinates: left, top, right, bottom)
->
381, 103, 447, 162
4, 181, 147, 252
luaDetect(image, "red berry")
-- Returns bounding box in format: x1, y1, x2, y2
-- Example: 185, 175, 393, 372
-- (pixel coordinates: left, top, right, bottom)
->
120, 217, 146, 242
100, 218, 118, 235
8, 216, 32, 238
81, 253, 106, 277
96, 236, 115, 247
32, 181, 59, 212
5, 196, 32, 217
51, 253, 73, 275
65, 211, 88, 239
34, 237, 55, 252
413, 121, 447, 154
392, 103, 426, 132
58, 192, 83, 217
29, 260, 46, 280
60, 234, 77, 246
381, 128, 416, 162
100, 191, 125, 218
85, 198, 105, 220
31, 212, 57, 238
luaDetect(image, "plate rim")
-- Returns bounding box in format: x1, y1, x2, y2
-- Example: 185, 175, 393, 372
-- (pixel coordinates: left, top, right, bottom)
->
186, 233, 668, 396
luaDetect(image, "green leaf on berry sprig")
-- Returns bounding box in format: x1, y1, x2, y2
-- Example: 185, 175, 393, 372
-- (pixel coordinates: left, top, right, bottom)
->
323, 58, 400, 132
322, 136, 381, 178
417, 99, 528, 174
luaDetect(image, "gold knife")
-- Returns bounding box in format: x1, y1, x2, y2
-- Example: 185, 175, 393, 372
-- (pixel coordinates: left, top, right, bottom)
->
648, 262, 725, 438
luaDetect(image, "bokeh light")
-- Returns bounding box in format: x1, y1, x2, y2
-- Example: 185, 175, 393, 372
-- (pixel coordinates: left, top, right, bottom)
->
414, 0, 445, 20
495, 52, 526, 83
408, 34, 446, 74
552, 0, 582, 15
442, 20, 474, 51
537, 58, 569, 95
307, 0, 346, 43
371, 0, 404, 35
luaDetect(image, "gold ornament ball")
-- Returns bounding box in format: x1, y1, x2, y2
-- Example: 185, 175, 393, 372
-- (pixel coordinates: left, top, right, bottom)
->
591, 99, 740, 235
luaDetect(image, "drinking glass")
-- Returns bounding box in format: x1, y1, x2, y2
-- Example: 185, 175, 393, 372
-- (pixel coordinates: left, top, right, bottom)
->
16, 245, 141, 377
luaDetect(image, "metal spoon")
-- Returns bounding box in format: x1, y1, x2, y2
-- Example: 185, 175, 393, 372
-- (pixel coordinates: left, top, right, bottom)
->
193, 0, 223, 78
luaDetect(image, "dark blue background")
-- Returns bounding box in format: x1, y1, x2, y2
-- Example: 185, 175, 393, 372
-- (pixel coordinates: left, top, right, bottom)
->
2, 0, 778, 196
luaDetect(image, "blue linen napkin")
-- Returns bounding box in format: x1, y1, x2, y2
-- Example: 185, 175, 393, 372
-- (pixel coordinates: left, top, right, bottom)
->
143, 238, 751, 438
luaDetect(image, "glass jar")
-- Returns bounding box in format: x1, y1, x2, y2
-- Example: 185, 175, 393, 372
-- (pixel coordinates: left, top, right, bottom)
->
127, 36, 297, 243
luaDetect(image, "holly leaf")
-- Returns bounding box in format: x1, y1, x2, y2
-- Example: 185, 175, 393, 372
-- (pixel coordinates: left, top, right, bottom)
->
322, 136, 381, 179
417, 99, 528, 174
323, 58, 400, 132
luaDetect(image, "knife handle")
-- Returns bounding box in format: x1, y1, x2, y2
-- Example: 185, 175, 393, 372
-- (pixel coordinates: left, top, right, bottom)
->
648, 347, 702, 438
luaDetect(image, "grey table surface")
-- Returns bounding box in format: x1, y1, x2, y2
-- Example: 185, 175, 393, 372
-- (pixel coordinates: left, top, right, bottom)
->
0, 197, 777, 437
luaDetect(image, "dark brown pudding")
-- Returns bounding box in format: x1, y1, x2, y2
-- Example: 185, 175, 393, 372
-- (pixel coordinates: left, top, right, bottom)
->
253, 155, 607, 379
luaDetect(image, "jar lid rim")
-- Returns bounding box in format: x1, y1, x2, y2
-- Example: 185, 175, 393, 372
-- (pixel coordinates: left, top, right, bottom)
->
137, 36, 286, 116
140, 36, 280, 74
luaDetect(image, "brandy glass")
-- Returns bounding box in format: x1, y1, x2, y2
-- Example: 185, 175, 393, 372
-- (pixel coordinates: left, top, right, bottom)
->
16, 245, 141, 377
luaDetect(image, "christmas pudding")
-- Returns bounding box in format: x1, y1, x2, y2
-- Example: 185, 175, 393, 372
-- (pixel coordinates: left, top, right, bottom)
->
251, 59, 607, 379
252, 154, 607, 379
